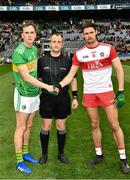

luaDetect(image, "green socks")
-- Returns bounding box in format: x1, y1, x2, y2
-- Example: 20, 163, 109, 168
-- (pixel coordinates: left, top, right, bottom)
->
16, 152, 23, 163
22, 144, 29, 155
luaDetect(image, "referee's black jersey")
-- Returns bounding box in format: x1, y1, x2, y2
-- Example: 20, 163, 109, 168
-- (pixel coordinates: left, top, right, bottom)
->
38, 52, 72, 93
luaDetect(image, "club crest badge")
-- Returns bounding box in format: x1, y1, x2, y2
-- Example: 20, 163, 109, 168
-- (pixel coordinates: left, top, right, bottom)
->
22, 105, 26, 110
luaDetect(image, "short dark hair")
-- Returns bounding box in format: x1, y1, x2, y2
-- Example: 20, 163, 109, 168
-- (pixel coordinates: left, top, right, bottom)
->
82, 22, 97, 32
51, 32, 63, 38
22, 20, 37, 32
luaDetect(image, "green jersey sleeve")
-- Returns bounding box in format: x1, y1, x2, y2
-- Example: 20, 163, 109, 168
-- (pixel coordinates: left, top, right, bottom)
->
12, 51, 26, 65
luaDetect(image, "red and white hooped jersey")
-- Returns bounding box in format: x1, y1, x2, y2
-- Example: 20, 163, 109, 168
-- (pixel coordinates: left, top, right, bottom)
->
72, 42, 119, 94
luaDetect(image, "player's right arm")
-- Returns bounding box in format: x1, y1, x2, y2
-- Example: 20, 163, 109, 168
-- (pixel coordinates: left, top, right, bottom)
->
59, 51, 80, 88
59, 65, 79, 88
12, 49, 54, 92
17, 65, 54, 92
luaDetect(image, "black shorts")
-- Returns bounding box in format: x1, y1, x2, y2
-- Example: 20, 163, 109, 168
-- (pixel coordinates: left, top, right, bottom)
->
39, 92, 71, 119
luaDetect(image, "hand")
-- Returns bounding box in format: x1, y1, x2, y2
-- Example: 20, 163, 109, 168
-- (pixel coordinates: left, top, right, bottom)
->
114, 91, 125, 108
46, 85, 58, 96
53, 83, 62, 93
71, 99, 78, 109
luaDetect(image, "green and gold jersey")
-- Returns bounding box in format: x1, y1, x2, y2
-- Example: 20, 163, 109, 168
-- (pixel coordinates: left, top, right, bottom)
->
12, 43, 39, 97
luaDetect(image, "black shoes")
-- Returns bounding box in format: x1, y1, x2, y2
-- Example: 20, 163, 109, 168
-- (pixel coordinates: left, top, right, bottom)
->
58, 154, 69, 164
39, 154, 69, 164
88, 156, 130, 174
120, 159, 130, 174
39, 154, 48, 165
89, 155, 103, 166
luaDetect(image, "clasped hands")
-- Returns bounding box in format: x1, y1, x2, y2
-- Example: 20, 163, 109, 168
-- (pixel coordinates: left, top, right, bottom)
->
46, 83, 62, 96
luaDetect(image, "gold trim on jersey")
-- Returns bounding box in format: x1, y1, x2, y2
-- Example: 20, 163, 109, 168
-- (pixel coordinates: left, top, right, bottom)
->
13, 60, 37, 72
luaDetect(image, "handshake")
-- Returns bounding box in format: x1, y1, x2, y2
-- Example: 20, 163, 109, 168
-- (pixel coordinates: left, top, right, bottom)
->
48, 83, 62, 96
47, 83, 78, 101
114, 90, 125, 108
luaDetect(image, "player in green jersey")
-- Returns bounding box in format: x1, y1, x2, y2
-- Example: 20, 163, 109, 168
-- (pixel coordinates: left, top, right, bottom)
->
12, 20, 56, 174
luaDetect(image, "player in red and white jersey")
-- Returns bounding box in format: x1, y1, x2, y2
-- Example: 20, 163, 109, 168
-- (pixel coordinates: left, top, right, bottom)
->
73, 42, 118, 94
56, 22, 130, 173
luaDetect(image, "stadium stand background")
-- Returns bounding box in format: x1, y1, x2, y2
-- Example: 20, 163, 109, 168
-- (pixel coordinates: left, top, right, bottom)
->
1, 0, 130, 63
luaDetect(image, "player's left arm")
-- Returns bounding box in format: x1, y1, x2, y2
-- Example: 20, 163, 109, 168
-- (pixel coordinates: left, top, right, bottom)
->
112, 58, 124, 91
70, 77, 78, 109
112, 58, 125, 108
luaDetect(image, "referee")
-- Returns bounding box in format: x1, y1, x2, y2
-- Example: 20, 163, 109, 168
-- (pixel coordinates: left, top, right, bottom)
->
38, 32, 78, 164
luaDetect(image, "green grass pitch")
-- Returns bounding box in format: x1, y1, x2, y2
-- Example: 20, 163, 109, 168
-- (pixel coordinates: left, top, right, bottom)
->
0, 63, 130, 179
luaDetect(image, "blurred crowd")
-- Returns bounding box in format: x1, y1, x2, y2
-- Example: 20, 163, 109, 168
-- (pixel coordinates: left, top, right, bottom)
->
1, 19, 130, 58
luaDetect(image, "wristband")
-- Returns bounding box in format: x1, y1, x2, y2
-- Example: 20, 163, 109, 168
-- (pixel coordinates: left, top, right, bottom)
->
72, 91, 78, 100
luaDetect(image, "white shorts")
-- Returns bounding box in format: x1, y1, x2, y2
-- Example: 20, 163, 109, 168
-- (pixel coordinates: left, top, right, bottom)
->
14, 88, 40, 113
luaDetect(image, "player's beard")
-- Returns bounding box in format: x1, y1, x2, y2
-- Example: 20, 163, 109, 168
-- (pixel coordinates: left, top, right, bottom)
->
87, 38, 97, 45
86, 38, 98, 47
